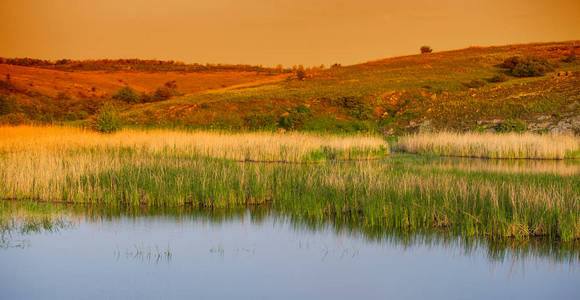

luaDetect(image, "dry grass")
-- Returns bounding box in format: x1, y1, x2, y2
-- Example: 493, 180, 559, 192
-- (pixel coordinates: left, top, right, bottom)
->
428, 158, 580, 176
396, 132, 580, 159
0, 125, 387, 162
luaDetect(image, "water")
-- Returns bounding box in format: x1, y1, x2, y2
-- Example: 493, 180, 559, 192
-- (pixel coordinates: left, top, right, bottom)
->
1, 209, 579, 300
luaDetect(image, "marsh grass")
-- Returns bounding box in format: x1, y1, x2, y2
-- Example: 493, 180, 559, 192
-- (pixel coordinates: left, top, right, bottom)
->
1, 126, 579, 242
396, 132, 580, 159
0, 125, 388, 163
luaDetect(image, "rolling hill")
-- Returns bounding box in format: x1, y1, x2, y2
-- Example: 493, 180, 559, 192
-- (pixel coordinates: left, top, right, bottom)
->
1, 41, 579, 134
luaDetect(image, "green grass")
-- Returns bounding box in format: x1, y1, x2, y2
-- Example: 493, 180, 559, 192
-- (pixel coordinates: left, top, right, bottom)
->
2, 147, 578, 241
116, 41, 580, 133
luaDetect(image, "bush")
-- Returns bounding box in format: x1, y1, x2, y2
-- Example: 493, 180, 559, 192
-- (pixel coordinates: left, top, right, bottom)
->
496, 119, 527, 133
488, 74, 508, 83
335, 96, 373, 120
112, 86, 140, 103
0, 113, 29, 125
296, 68, 307, 80
278, 104, 312, 130
244, 113, 277, 130
501, 56, 522, 69
463, 79, 486, 88
502, 56, 554, 77
420, 46, 433, 54
152, 87, 173, 101
0, 95, 17, 115
92, 103, 122, 133
563, 51, 576, 63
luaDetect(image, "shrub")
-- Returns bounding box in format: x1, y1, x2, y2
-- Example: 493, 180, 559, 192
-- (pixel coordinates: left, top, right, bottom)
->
501, 56, 522, 69
488, 74, 508, 83
496, 119, 526, 133
0, 113, 29, 125
0, 95, 17, 115
92, 103, 122, 133
152, 87, 173, 101
420, 46, 433, 54
563, 51, 576, 63
244, 113, 277, 130
278, 104, 312, 130
463, 79, 486, 88
502, 56, 554, 77
112, 86, 140, 103
296, 68, 307, 80
335, 96, 373, 120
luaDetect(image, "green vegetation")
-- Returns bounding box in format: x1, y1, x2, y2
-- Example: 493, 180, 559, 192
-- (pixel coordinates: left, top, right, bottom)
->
502, 56, 555, 77
2, 41, 579, 133
92, 103, 122, 133
113, 86, 140, 103
1, 127, 579, 242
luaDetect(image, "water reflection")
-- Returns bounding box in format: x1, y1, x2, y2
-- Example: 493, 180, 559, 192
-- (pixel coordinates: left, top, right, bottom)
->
2, 201, 579, 265
404, 155, 580, 176
1, 201, 579, 300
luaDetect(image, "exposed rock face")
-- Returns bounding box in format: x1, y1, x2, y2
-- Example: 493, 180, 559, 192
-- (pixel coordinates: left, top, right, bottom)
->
549, 116, 580, 134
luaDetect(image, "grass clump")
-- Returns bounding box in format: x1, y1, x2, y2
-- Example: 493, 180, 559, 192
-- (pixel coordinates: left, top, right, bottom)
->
92, 103, 122, 133
395, 132, 580, 159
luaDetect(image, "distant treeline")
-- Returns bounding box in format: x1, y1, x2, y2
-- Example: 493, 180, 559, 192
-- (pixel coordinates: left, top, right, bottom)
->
0, 57, 294, 73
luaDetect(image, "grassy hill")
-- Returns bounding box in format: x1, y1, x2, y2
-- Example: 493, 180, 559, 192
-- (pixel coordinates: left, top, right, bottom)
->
1, 41, 579, 135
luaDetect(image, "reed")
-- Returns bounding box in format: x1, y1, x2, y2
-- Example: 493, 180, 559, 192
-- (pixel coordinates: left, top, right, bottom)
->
395, 132, 580, 159
1, 126, 579, 241
0, 125, 388, 162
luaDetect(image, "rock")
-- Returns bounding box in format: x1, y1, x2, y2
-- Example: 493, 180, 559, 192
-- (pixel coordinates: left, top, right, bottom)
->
536, 115, 550, 121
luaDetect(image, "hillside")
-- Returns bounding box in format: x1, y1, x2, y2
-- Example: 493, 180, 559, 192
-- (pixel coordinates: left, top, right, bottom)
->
1, 41, 579, 134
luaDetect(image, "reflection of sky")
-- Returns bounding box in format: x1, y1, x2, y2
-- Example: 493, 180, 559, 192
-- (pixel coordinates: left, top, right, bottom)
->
1, 213, 579, 300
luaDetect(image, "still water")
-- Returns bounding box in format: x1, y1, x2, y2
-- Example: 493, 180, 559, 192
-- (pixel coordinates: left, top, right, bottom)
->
1, 209, 578, 300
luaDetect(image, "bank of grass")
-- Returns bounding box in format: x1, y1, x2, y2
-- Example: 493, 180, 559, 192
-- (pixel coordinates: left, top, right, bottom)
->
396, 132, 580, 159
0, 125, 388, 163
1, 126, 579, 241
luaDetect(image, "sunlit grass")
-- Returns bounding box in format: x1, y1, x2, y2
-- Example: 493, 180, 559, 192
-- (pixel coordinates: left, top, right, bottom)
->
396, 132, 580, 159
0, 125, 388, 162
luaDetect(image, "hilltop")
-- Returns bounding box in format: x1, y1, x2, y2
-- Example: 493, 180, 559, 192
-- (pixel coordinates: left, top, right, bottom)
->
1, 41, 579, 135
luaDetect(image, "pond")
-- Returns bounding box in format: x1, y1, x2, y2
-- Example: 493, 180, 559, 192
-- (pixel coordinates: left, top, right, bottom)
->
1, 206, 579, 300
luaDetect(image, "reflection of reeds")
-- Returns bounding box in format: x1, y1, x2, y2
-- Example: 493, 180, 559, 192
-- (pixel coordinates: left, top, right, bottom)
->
114, 243, 172, 263
2, 201, 578, 264
396, 132, 580, 159
426, 157, 580, 176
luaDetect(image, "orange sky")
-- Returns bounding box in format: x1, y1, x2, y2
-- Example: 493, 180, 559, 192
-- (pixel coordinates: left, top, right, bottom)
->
1, 0, 579, 66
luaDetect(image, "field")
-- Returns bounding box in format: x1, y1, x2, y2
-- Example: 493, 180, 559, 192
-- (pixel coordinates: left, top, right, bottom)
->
1, 126, 579, 242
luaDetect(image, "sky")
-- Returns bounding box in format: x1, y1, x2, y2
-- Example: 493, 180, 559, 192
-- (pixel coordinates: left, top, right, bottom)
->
1, 0, 579, 67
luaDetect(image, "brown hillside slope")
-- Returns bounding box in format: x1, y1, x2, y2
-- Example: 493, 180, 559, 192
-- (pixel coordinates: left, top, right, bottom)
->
120, 41, 580, 134
0, 64, 286, 98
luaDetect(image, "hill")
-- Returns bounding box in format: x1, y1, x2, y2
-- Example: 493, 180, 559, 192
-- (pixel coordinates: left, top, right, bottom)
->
1, 41, 579, 134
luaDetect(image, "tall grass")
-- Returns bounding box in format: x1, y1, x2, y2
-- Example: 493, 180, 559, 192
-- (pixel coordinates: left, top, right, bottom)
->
396, 132, 580, 159
1, 126, 579, 241
0, 125, 388, 162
